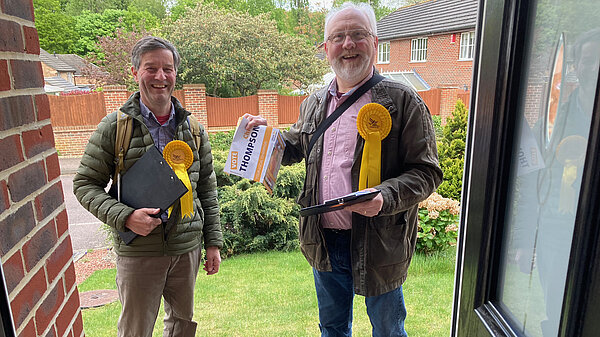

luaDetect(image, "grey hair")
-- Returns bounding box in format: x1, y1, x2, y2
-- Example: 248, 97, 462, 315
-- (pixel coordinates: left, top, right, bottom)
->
131, 36, 181, 70
324, 2, 377, 42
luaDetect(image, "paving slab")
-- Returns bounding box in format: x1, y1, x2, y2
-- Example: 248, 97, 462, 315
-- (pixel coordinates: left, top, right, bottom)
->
60, 157, 111, 254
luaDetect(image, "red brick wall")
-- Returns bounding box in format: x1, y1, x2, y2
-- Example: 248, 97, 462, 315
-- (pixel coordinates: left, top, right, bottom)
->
257, 90, 279, 126
377, 32, 474, 90
104, 85, 129, 115
0, 2, 84, 336
183, 84, 208, 126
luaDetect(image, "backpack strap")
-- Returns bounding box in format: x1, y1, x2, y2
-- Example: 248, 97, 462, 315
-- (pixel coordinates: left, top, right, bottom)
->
112, 112, 199, 184
113, 111, 133, 183
187, 114, 202, 150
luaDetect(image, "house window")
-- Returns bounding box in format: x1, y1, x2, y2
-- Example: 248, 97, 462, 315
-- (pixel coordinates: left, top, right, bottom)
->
378, 42, 390, 64
459, 31, 475, 60
411, 38, 427, 62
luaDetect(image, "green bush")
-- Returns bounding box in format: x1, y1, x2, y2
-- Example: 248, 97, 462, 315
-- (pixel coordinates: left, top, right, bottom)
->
417, 193, 460, 254
436, 100, 468, 200
218, 180, 300, 257
272, 162, 305, 199
431, 115, 443, 140
209, 129, 304, 257
208, 130, 235, 152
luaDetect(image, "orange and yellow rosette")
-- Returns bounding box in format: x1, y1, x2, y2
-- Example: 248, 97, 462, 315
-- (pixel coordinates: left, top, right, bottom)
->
357, 103, 392, 190
163, 140, 194, 219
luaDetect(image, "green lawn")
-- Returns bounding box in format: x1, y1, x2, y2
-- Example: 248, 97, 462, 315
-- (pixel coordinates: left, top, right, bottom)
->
79, 248, 456, 336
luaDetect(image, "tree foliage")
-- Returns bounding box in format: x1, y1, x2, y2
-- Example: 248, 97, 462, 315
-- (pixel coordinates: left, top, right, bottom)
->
169, 0, 325, 44
73, 9, 159, 55
64, 0, 128, 16
82, 26, 149, 89
34, 0, 161, 57
33, 0, 79, 53
163, 2, 328, 97
436, 100, 468, 200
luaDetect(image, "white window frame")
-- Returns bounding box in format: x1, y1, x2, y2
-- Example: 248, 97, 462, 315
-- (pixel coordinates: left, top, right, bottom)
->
410, 37, 427, 62
459, 31, 475, 60
378, 41, 390, 64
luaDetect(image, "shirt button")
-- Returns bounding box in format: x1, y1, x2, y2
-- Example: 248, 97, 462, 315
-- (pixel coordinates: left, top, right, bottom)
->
328, 151, 332, 155
324, 176, 328, 180
332, 128, 336, 132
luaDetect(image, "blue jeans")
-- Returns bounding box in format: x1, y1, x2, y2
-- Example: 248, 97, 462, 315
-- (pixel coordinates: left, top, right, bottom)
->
313, 229, 408, 337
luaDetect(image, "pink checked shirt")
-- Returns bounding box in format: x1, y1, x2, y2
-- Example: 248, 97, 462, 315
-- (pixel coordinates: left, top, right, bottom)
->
320, 71, 373, 230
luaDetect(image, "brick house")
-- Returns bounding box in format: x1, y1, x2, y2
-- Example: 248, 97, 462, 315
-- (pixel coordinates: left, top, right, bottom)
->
40, 49, 100, 94
376, 0, 478, 91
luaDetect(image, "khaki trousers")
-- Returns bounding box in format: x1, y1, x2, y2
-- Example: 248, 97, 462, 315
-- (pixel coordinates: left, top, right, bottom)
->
116, 247, 201, 337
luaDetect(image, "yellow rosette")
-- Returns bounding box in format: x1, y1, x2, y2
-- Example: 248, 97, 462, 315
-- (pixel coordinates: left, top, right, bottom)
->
357, 103, 392, 190
556, 135, 586, 214
163, 140, 195, 219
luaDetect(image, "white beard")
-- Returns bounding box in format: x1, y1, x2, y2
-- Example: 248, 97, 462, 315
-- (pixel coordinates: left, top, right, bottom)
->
330, 55, 371, 88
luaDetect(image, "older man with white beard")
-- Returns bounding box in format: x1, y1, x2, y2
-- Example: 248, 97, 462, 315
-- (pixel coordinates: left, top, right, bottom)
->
244, 2, 442, 336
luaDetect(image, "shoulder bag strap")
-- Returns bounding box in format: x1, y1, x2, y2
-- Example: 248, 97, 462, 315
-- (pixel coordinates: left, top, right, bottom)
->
307, 73, 384, 155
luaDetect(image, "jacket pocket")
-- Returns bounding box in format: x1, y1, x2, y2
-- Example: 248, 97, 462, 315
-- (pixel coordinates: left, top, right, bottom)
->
367, 212, 410, 267
296, 187, 313, 208
301, 122, 317, 164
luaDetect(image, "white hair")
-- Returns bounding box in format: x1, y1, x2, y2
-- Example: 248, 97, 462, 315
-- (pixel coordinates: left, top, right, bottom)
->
324, 2, 378, 42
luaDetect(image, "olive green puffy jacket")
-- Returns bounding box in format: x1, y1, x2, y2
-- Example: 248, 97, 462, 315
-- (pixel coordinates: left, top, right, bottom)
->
73, 92, 223, 256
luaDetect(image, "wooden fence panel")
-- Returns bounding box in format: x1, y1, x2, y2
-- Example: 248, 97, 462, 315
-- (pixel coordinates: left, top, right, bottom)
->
278, 95, 306, 124
418, 89, 441, 115
48, 92, 106, 127
457, 91, 471, 109
206, 95, 258, 127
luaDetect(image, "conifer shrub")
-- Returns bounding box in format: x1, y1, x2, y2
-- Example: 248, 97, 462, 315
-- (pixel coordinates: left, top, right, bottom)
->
218, 180, 300, 257
431, 115, 443, 140
436, 100, 468, 200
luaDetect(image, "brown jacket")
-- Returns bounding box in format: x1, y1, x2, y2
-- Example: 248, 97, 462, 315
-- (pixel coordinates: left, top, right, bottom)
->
282, 77, 443, 296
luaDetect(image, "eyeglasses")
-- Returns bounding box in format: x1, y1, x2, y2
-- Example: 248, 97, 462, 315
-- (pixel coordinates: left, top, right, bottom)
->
327, 29, 373, 44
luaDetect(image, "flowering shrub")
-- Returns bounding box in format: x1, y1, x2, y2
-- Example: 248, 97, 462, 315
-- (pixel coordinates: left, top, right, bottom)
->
417, 192, 460, 254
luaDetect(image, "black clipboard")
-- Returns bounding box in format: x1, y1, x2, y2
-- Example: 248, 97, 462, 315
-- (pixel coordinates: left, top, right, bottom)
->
108, 146, 189, 244
299, 190, 380, 217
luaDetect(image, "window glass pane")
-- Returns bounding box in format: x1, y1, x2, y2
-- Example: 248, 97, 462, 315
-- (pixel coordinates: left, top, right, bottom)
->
460, 32, 475, 60
497, 0, 600, 336
378, 42, 390, 63
411, 38, 427, 61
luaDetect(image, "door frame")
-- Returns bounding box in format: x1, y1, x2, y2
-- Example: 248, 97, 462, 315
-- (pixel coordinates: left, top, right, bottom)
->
451, 0, 600, 336
0, 263, 15, 337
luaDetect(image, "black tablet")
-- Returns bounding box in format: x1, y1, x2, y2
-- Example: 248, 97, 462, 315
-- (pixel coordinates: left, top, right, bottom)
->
299, 190, 380, 217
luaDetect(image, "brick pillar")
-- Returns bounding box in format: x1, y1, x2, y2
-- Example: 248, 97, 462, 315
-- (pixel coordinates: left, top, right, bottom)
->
258, 90, 279, 126
183, 84, 208, 126
439, 87, 459, 125
0, 5, 84, 337
104, 85, 129, 115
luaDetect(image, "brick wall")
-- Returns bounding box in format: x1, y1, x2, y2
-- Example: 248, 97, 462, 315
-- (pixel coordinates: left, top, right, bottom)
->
257, 90, 279, 126
103, 85, 129, 115
377, 32, 474, 90
183, 84, 208, 126
0, 2, 84, 337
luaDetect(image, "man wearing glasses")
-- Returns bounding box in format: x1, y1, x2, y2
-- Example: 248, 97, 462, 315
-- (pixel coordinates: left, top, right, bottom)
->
245, 2, 442, 336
